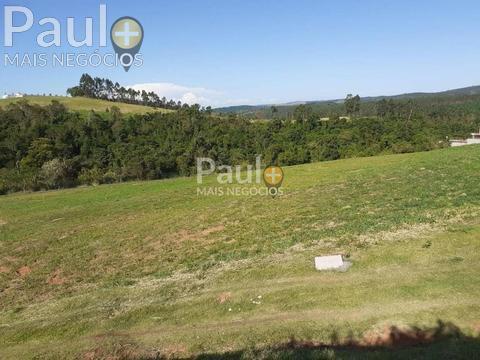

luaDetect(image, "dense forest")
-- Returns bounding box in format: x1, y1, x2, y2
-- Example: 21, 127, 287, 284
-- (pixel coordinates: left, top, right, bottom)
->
1, 76, 479, 194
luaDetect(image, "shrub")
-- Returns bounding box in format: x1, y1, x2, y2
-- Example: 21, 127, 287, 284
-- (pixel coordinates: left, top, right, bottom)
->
102, 170, 119, 184
40, 159, 69, 189
78, 167, 103, 186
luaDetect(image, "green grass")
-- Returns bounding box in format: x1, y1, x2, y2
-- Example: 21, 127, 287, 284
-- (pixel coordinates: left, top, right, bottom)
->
0, 96, 173, 114
1, 146, 480, 359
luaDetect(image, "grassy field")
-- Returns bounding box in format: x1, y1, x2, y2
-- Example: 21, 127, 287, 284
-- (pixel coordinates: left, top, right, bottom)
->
0, 96, 173, 114
1, 146, 480, 359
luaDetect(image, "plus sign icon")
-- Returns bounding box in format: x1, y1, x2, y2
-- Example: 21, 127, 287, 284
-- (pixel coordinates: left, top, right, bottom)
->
263, 165, 284, 197
111, 17, 144, 72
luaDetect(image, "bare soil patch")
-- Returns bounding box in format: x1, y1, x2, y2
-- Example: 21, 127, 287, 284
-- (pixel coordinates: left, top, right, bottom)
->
16, 266, 31, 277
201, 225, 225, 236
47, 269, 66, 285
217, 291, 232, 304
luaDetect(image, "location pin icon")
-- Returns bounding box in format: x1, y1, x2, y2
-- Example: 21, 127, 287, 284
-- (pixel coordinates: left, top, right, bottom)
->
263, 165, 284, 198
111, 17, 144, 72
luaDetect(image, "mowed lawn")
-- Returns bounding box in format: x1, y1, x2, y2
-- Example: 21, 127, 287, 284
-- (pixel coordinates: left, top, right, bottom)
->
0, 146, 480, 358
0, 96, 173, 114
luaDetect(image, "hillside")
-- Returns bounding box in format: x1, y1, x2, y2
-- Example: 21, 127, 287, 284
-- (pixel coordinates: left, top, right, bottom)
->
1, 146, 480, 358
0, 96, 173, 114
214, 84, 480, 116
359, 85, 480, 102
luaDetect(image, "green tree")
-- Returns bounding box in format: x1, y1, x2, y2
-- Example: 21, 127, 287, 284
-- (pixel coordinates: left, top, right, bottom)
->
345, 94, 361, 116
20, 138, 55, 169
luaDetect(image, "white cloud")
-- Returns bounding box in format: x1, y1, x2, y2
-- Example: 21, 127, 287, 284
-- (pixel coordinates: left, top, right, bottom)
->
127, 82, 241, 107
129, 83, 224, 106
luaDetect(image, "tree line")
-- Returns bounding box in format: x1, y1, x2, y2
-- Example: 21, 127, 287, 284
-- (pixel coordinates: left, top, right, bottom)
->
1, 97, 478, 194
67, 74, 198, 110
233, 91, 480, 122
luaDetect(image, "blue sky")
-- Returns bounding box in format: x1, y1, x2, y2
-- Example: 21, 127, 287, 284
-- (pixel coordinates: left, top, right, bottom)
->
1, 0, 480, 106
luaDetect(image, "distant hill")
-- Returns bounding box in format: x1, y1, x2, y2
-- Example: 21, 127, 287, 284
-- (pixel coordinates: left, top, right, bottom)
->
214, 85, 480, 114
0, 96, 174, 114
359, 85, 480, 102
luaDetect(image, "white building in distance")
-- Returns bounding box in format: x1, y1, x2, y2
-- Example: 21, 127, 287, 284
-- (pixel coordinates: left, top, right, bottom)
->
2, 93, 24, 99
450, 129, 480, 147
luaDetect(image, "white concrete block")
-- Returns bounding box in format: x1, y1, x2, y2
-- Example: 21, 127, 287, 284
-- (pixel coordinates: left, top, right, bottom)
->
314, 255, 344, 270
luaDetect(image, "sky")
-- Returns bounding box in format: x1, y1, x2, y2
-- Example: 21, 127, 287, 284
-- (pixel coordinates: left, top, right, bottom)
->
1, 0, 480, 107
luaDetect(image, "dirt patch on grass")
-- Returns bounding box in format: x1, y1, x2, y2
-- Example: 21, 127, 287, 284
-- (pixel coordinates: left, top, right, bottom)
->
361, 325, 436, 347
149, 224, 226, 249
47, 269, 66, 285
179, 224, 225, 241
217, 291, 232, 304
4, 256, 19, 263
161, 344, 188, 357
0, 219, 7, 226
201, 225, 225, 236
175, 229, 194, 242
16, 266, 31, 277
312, 221, 346, 230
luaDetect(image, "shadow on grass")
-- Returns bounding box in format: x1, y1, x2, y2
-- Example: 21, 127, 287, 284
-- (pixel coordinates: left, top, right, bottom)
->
194, 321, 480, 360
87, 320, 480, 360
